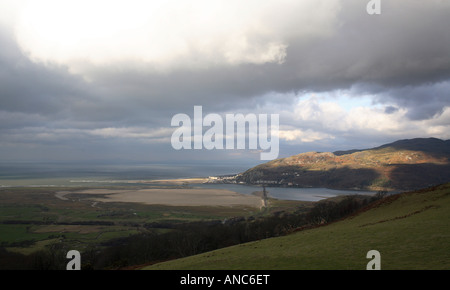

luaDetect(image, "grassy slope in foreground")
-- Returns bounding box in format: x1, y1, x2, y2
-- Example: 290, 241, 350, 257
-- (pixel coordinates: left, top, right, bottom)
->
144, 183, 450, 270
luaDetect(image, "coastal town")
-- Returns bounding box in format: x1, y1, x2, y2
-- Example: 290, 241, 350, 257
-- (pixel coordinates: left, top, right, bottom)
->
206, 173, 300, 187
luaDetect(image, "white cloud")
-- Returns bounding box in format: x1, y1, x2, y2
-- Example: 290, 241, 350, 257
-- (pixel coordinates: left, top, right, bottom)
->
284, 93, 450, 143
1, 126, 173, 145
14, 0, 340, 74
89, 127, 172, 141
279, 128, 334, 143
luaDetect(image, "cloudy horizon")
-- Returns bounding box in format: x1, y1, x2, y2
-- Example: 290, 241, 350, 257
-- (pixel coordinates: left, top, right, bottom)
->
1, 0, 449, 166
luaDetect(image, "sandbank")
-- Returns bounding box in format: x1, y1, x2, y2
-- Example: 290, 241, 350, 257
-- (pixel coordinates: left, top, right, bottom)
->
71, 188, 262, 207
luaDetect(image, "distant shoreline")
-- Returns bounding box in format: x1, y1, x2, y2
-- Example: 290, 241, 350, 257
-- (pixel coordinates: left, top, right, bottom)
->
143, 177, 209, 185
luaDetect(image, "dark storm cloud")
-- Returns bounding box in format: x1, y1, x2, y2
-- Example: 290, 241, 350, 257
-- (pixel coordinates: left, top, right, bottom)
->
4, 0, 450, 122
77, 0, 450, 122
0, 28, 92, 120
1, 0, 449, 162
373, 81, 450, 120
384, 106, 399, 115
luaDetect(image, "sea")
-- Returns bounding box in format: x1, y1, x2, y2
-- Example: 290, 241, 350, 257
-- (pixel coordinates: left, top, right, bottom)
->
0, 162, 375, 202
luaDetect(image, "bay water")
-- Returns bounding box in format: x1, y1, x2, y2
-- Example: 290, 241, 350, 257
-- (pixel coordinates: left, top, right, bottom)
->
0, 162, 374, 201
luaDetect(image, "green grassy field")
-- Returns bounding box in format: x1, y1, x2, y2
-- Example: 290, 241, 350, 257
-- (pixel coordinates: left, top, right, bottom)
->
144, 183, 450, 270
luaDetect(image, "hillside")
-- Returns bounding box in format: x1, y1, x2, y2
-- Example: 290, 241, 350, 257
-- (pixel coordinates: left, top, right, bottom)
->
144, 183, 450, 270
236, 138, 450, 191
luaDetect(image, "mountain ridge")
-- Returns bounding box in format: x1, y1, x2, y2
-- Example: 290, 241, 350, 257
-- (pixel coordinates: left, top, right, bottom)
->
334, 137, 450, 156
236, 138, 450, 191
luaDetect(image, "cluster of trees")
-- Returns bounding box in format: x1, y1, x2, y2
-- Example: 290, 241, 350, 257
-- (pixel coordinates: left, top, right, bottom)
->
0, 243, 69, 270
0, 192, 388, 270
79, 212, 310, 270
306, 191, 387, 225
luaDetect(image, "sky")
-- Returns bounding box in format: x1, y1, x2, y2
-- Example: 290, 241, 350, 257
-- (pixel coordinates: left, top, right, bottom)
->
0, 0, 449, 166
